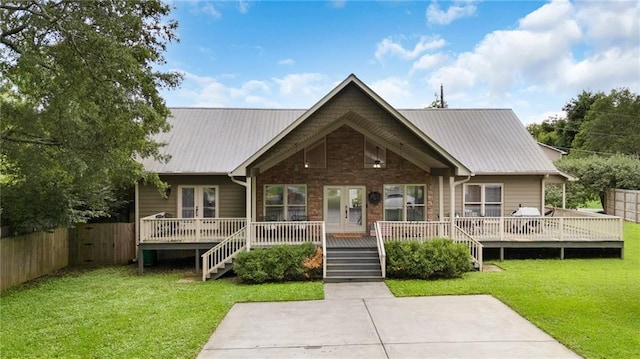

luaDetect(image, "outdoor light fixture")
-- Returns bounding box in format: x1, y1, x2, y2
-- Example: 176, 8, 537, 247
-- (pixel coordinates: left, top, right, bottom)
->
373, 146, 381, 168
304, 161, 309, 168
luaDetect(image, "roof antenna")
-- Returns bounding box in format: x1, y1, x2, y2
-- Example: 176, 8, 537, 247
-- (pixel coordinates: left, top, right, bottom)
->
440, 83, 444, 109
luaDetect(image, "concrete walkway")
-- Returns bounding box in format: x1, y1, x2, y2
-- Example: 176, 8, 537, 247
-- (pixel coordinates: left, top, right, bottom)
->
197, 282, 580, 358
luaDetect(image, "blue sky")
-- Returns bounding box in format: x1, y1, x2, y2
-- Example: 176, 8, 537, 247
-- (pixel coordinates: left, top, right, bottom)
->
160, 0, 640, 124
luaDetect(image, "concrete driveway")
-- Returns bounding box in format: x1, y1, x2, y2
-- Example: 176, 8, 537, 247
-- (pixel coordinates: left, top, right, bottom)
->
197, 283, 580, 359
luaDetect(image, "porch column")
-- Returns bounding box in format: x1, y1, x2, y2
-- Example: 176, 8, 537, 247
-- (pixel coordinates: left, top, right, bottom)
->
438, 176, 444, 220
449, 176, 455, 236
541, 175, 546, 215
246, 176, 252, 251
562, 182, 567, 209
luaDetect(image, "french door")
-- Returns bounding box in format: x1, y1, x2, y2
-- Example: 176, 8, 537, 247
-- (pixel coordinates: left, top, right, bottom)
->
178, 186, 217, 218
324, 186, 366, 233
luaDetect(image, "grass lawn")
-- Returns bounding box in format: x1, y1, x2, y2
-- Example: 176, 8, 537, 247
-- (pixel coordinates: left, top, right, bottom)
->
386, 221, 640, 359
1, 267, 324, 358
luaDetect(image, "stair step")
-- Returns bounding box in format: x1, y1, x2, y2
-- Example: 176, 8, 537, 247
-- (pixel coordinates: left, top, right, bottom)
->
326, 263, 381, 270
326, 251, 379, 258
325, 269, 382, 277
324, 276, 383, 283
326, 257, 380, 265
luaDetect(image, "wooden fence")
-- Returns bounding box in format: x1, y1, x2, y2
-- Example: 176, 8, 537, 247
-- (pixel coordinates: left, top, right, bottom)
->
1, 223, 135, 291
605, 189, 640, 223
69, 223, 135, 265
1, 229, 69, 291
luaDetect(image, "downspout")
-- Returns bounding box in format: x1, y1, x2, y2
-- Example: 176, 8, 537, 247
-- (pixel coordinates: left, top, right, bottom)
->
229, 174, 252, 251
450, 175, 472, 235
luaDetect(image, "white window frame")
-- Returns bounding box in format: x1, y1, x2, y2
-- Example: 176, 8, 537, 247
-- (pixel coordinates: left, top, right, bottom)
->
383, 184, 426, 221
263, 184, 307, 221
463, 183, 503, 217
304, 138, 326, 168
364, 137, 386, 168
177, 185, 219, 218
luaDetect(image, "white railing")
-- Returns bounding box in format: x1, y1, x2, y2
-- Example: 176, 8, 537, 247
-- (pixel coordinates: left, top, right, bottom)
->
201, 227, 246, 281
375, 221, 483, 272
453, 226, 483, 271
321, 223, 327, 280
374, 222, 386, 278
451, 216, 623, 242
139, 213, 246, 243
376, 221, 450, 242
250, 221, 324, 247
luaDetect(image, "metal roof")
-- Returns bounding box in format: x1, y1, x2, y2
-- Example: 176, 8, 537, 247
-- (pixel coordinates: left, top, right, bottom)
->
399, 109, 559, 174
140, 108, 304, 174
140, 107, 559, 176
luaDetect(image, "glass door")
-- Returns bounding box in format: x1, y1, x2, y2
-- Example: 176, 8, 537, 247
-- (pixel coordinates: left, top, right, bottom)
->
324, 186, 366, 233
179, 186, 217, 218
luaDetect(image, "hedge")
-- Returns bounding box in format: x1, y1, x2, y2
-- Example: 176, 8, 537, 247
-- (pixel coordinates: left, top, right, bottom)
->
385, 238, 472, 279
233, 242, 322, 284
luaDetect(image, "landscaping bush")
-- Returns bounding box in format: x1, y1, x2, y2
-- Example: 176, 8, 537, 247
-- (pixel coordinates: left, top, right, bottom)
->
233, 243, 321, 284
385, 238, 472, 279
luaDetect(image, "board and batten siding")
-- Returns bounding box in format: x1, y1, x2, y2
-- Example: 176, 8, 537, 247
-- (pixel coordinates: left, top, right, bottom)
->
432, 175, 543, 218
138, 175, 246, 218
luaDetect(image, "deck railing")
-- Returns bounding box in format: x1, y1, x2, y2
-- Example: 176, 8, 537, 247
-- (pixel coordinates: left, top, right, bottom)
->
139, 214, 246, 243
374, 222, 386, 278
249, 221, 324, 247
201, 227, 246, 281
453, 226, 483, 271
375, 221, 483, 272
451, 216, 623, 242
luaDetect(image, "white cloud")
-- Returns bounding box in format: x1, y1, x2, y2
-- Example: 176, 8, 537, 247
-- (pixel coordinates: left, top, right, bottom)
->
238, 0, 249, 14
331, 0, 346, 9
369, 77, 413, 108
411, 53, 447, 73
375, 36, 445, 61
278, 58, 296, 66
200, 3, 222, 19
426, 1, 476, 25
574, 0, 640, 49
272, 73, 329, 96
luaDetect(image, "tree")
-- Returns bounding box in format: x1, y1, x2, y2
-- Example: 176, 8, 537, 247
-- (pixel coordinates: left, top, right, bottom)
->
572, 88, 640, 157
1, 1, 181, 233
552, 155, 640, 208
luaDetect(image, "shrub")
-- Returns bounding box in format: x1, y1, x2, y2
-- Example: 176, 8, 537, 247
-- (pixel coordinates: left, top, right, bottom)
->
385, 238, 472, 279
233, 243, 321, 284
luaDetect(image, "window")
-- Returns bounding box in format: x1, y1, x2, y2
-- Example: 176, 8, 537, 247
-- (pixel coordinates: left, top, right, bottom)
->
304, 138, 326, 168
383, 184, 426, 221
364, 137, 386, 168
178, 186, 218, 218
464, 184, 503, 217
264, 184, 307, 221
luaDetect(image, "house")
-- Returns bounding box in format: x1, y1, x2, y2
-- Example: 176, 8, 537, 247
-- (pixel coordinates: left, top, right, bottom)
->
538, 142, 567, 162
136, 74, 623, 281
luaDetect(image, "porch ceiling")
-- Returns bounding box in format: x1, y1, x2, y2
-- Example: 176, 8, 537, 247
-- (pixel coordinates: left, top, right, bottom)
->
251, 107, 456, 174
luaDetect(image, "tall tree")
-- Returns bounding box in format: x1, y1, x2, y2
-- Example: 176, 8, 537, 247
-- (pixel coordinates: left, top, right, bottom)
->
572, 88, 640, 157
1, 1, 181, 233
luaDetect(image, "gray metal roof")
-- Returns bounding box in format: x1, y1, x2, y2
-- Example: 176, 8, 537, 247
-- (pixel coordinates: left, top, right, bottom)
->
399, 109, 559, 174
140, 108, 304, 174
141, 107, 559, 175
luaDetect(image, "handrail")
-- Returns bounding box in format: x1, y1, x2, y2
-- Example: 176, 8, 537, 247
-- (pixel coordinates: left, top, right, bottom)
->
201, 227, 246, 281
374, 222, 386, 278
250, 221, 324, 247
321, 222, 327, 280
453, 226, 483, 271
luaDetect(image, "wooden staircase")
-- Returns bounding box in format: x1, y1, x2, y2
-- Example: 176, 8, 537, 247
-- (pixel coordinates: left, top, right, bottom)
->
325, 246, 383, 282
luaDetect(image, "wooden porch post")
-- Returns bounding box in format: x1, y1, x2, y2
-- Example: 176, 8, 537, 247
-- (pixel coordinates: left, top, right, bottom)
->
449, 176, 455, 236
246, 176, 252, 251
439, 176, 444, 220
562, 182, 567, 209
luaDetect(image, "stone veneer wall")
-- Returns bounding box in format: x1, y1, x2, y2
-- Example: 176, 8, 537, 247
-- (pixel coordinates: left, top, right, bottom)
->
256, 125, 433, 229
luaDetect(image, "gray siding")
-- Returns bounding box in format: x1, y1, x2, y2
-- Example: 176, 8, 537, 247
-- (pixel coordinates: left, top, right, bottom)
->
138, 175, 246, 218
432, 175, 543, 218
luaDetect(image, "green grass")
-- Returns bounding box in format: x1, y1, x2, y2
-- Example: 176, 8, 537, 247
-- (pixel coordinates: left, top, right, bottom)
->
386, 221, 640, 359
1, 267, 323, 358
3, 224, 639, 358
